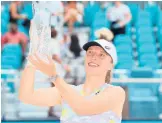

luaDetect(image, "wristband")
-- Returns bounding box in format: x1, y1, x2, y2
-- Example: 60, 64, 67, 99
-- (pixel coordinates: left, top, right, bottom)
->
48, 74, 59, 82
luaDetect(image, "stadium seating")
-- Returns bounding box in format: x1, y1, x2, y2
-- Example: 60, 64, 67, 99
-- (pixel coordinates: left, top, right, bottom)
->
137, 35, 155, 45
1, 2, 162, 120
83, 2, 100, 27
144, 2, 160, 26
136, 26, 153, 37
137, 44, 157, 54
90, 8, 110, 40
130, 68, 154, 78
127, 3, 140, 26
114, 34, 132, 45
1, 44, 23, 69
129, 96, 159, 119
115, 61, 134, 69
159, 85, 162, 114
158, 11, 162, 27
21, 3, 33, 20
1, 4, 10, 22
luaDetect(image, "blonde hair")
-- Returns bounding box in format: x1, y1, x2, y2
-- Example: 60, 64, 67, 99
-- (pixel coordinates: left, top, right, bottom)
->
105, 59, 113, 83
105, 70, 111, 83
95, 28, 114, 41
95, 28, 114, 83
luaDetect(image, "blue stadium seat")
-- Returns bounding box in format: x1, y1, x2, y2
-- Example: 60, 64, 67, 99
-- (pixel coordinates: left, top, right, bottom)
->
137, 35, 155, 45
2, 44, 23, 56
90, 9, 109, 40
116, 44, 132, 54
91, 9, 109, 29
127, 3, 140, 26
1, 4, 10, 13
160, 39, 162, 51
130, 67, 154, 78
115, 61, 134, 69
158, 27, 162, 41
139, 53, 158, 62
128, 82, 160, 96
83, 2, 100, 26
139, 59, 160, 69
138, 10, 151, 19
157, 11, 162, 27
1, 19, 8, 35
1, 4, 10, 22
21, 3, 33, 20
7, 82, 15, 93
136, 19, 152, 28
1, 44, 23, 69
145, 3, 160, 26
1, 65, 14, 69
136, 10, 152, 28
114, 34, 132, 46
129, 96, 159, 119
126, 23, 132, 35
118, 53, 133, 62
159, 86, 162, 113
137, 42, 155, 48
1, 55, 22, 69
129, 88, 153, 97
138, 44, 157, 54
1, 11, 10, 23
136, 27, 153, 36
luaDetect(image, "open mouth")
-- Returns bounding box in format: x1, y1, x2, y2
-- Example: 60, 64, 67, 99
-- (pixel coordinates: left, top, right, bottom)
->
88, 62, 99, 67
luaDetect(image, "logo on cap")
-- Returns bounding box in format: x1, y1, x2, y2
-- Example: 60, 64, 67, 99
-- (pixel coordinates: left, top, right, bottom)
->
105, 46, 110, 50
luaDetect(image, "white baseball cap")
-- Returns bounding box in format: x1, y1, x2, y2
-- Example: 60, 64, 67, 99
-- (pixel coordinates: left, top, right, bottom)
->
83, 39, 118, 65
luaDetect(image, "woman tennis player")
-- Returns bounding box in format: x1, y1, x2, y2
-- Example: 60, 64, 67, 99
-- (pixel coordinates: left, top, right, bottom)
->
19, 25, 125, 123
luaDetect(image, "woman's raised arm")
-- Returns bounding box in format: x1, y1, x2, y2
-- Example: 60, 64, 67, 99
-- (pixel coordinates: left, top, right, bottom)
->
18, 65, 62, 107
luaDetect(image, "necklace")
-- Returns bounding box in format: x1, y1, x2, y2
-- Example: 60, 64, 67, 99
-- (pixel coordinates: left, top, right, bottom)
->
81, 83, 106, 96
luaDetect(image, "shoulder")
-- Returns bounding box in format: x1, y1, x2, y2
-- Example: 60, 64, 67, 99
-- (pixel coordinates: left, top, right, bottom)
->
105, 84, 126, 101
121, 4, 130, 12
10, 2, 16, 9
19, 32, 28, 39
19, 32, 26, 37
3, 32, 9, 37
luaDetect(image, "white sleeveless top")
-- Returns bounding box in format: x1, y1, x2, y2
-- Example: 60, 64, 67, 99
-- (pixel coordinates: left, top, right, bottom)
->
60, 83, 122, 123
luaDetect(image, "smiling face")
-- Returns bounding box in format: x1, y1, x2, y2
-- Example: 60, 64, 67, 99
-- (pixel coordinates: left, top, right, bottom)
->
85, 46, 113, 76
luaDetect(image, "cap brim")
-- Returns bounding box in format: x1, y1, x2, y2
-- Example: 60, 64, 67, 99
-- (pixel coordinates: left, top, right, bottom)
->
83, 41, 113, 62
83, 41, 102, 51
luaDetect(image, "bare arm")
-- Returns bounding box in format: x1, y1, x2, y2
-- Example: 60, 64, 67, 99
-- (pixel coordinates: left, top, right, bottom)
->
54, 78, 125, 116
18, 65, 62, 107
52, 54, 62, 64
10, 3, 26, 20
119, 12, 132, 26
1, 34, 8, 49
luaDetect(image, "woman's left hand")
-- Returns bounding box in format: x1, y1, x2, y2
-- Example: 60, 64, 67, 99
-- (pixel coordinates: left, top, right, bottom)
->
27, 53, 57, 76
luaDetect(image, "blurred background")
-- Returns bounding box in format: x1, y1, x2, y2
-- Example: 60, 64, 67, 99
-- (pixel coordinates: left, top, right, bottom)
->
1, 1, 162, 123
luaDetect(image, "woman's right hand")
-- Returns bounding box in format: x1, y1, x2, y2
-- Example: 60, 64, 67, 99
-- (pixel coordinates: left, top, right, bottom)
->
27, 53, 57, 76
63, 64, 71, 73
21, 14, 27, 20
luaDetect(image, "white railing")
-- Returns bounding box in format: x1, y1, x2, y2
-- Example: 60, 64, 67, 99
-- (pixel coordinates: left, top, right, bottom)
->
1, 69, 162, 83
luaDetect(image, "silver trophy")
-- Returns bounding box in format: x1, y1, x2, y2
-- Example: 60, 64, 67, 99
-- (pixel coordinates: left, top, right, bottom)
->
28, 1, 51, 64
